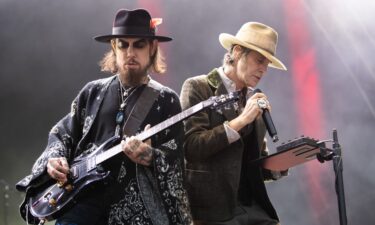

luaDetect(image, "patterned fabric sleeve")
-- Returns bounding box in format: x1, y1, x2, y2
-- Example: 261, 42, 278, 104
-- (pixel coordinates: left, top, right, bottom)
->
151, 89, 192, 225
15, 82, 91, 191
14, 83, 94, 224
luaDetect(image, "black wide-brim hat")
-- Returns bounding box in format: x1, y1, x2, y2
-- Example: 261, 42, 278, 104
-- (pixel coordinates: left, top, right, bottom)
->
94, 8, 172, 43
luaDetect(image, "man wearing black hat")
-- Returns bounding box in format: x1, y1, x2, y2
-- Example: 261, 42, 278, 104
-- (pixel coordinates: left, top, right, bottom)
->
16, 8, 192, 225
180, 22, 288, 225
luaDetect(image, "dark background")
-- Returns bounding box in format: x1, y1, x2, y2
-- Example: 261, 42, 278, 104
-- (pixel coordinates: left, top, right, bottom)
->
1, 0, 374, 224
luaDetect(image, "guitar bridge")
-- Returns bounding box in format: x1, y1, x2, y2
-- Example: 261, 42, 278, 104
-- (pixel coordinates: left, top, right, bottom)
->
86, 158, 97, 172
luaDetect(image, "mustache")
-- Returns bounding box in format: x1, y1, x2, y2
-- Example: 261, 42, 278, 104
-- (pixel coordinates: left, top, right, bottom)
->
126, 58, 139, 65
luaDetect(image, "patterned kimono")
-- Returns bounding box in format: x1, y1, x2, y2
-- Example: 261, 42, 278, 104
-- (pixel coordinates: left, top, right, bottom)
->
16, 75, 192, 225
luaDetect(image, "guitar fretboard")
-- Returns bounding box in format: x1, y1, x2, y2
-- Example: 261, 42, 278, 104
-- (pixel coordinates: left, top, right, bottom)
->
95, 101, 207, 165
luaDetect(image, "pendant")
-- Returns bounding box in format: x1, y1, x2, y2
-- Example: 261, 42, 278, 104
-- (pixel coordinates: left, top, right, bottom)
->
123, 87, 131, 98
116, 111, 124, 124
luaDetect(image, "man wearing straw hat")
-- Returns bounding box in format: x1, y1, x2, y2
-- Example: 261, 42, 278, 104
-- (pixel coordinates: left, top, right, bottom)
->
16, 8, 192, 225
180, 22, 287, 225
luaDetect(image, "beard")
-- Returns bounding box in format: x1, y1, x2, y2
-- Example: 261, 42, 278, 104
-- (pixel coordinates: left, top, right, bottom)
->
118, 60, 152, 87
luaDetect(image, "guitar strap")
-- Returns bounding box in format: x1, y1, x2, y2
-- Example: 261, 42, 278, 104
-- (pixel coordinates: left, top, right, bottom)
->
122, 81, 160, 136
122, 81, 170, 224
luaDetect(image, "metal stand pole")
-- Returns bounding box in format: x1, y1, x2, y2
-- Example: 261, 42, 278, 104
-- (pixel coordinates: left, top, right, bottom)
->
332, 129, 348, 225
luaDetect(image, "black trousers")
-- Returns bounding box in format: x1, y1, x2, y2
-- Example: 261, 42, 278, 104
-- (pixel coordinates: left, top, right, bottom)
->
55, 186, 110, 225
194, 202, 279, 225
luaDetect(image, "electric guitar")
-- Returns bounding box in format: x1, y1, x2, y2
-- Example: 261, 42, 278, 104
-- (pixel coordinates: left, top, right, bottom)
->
27, 91, 239, 221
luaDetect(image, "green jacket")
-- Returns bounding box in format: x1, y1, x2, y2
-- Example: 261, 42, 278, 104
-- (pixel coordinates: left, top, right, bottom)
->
180, 68, 278, 221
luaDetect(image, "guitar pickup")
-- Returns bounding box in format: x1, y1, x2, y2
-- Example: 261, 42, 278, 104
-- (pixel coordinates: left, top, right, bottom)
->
69, 166, 78, 179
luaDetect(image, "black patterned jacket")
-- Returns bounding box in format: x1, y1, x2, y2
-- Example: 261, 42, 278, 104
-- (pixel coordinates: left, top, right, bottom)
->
16, 75, 192, 225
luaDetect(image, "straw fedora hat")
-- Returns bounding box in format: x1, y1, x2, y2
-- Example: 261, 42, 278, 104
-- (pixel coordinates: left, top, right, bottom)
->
219, 22, 286, 71
94, 8, 172, 43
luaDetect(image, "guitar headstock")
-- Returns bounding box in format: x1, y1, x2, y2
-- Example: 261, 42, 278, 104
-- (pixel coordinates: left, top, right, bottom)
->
203, 91, 240, 110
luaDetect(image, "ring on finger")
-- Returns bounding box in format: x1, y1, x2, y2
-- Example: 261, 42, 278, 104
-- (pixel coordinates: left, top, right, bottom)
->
257, 99, 268, 109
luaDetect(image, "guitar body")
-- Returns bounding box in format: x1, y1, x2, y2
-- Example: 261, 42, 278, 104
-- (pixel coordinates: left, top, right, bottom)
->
28, 136, 119, 220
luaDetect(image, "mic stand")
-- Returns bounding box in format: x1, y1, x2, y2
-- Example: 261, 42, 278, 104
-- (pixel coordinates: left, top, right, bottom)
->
317, 129, 347, 225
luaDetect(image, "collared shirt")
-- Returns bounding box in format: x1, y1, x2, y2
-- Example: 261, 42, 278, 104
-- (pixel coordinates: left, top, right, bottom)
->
218, 67, 286, 178
217, 67, 255, 144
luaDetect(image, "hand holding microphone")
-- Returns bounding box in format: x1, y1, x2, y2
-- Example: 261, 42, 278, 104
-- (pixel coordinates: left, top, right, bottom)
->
253, 88, 279, 142
227, 88, 279, 142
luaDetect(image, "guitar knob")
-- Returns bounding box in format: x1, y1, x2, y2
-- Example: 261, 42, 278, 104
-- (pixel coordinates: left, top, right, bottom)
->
57, 181, 64, 188
65, 184, 73, 192
49, 198, 57, 207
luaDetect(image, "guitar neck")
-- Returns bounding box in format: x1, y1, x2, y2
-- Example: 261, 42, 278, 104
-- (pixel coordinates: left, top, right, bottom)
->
95, 101, 207, 164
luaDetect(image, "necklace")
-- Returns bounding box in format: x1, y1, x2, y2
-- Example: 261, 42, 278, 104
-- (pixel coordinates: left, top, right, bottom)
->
115, 76, 139, 136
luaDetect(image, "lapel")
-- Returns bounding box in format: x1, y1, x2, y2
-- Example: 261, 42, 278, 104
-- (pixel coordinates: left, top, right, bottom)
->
79, 75, 116, 145
207, 69, 267, 151
207, 69, 237, 120
254, 117, 267, 152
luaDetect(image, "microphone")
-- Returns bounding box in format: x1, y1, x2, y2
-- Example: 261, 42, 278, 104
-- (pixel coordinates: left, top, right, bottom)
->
253, 88, 279, 142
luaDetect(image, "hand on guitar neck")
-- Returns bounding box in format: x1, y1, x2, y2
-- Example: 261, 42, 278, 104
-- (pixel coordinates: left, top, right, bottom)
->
122, 124, 153, 166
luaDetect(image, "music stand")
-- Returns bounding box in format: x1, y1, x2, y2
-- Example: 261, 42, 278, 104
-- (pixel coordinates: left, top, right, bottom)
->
254, 136, 321, 171
252, 130, 347, 225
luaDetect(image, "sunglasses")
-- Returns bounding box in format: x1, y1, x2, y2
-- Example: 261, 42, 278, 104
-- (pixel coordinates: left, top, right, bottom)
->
113, 38, 150, 50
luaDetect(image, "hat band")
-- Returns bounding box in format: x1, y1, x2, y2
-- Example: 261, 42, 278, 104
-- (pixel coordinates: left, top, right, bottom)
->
112, 26, 155, 36
248, 42, 274, 56
236, 30, 276, 55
